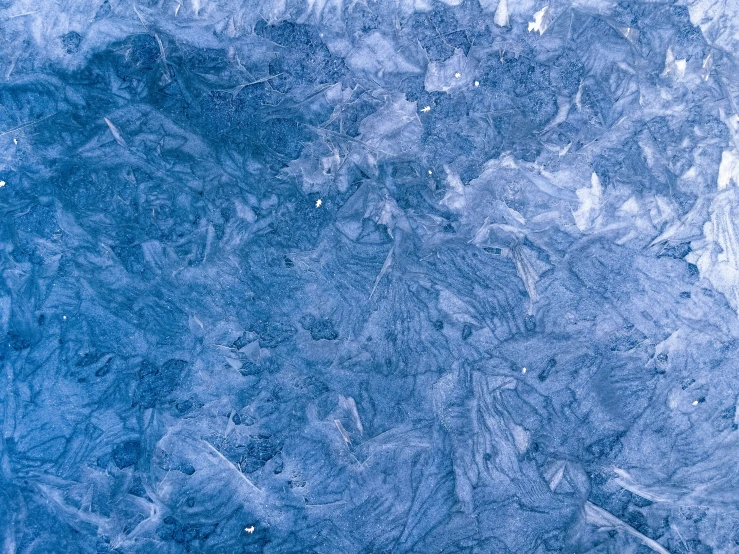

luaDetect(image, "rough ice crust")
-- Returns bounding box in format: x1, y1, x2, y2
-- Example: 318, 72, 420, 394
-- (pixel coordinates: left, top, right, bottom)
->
1, 0, 739, 553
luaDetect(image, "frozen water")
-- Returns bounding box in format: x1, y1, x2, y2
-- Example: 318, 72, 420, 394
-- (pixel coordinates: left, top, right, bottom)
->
1, 1, 739, 552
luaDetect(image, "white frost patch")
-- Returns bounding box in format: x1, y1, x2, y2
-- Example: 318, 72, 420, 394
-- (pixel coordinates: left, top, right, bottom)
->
424, 49, 474, 93
649, 196, 678, 232
718, 150, 739, 190
336, 182, 409, 241
304, 0, 343, 19
511, 424, 530, 453
358, 95, 422, 158
650, 195, 710, 247
494, 0, 509, 27
542, 96, 571, 133
574, 81, 583, 111
661, 47, 686, 80
720, 109, 739, 140
618, 197, 640, 216
528, 6, 551, 35
572, 172, 603, 231
440, 165, 466, 212
375, 196, 403, 234
346, 32, 420, 78
695, 188, 739, 313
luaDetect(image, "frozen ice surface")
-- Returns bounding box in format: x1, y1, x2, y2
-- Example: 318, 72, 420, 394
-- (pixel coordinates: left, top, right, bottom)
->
1, 0, 739, 552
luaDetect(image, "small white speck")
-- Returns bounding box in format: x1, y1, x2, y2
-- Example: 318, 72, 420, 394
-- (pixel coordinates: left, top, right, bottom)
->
0, 181, 5, 188
454, 72, 461, 79
63, 315, 67, 320
244, 526, 255, 534
428, 170, 433, 175
692, 400, 699, 406
474, 81, 480, 87
13, 137, 18, 144
315, 199, 322, 208
421, 105, 431, 113
522, 367, 527, 374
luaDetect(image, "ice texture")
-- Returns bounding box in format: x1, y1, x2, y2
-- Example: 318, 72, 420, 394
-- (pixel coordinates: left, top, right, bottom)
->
1, 0, 739, 553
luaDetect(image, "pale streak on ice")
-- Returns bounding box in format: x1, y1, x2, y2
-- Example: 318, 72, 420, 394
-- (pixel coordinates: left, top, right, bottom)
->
104, 117, 127, 147
702, 52, 713, 81
370, 244, 394, 299
201, 440, 263, 492
584, 501, 671, 554
339, 395, 364, 434
334, 419, 352, 444
511, 244, 541, 312
613, 467, 671, 503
